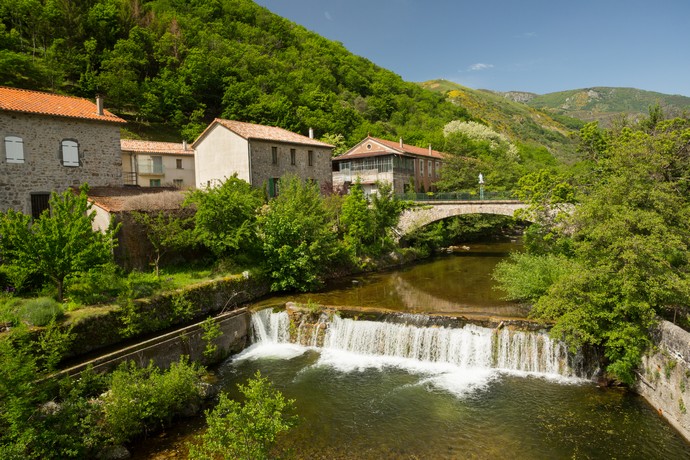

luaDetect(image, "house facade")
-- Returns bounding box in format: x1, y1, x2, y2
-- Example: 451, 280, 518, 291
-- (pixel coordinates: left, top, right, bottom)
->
121, 139, 195, 189
0, 86, 126, 217
332, 136, 445, 195
193, 119, 333, 195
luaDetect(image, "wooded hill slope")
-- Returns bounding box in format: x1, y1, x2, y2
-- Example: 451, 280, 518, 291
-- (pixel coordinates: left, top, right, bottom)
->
0, 0, 472, 149
496, 86, 690, 127
419, 80, 580, 162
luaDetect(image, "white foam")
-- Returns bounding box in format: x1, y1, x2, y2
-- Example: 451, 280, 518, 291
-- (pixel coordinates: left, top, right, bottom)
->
234, 342, 308, 361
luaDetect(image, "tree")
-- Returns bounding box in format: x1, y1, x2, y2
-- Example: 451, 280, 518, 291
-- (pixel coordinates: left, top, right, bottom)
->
257, 175, 340, 292
185, 175, 264, 261
130, 208, 196, 278
339, 180, 371, 257
369, 181, 403, 252
188, 371, 297, 460
496, 117, 690, 384
0, 185, 118, 301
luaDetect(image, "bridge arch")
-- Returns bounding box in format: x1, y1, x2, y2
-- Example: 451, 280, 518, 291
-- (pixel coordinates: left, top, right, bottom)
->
396, 200, 528, 237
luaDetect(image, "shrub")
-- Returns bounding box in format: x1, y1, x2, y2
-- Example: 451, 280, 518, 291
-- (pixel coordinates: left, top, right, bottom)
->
102, 358, 204, 445
19, 297, 64, 326
188, 371, 297, 460
65, 263, 123, 306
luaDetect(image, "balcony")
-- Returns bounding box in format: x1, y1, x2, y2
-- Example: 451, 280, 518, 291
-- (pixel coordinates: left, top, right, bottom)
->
137, 161, 165, 176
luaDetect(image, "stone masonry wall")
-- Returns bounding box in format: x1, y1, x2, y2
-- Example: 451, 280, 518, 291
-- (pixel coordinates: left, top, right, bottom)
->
250, 139, 332, 193
0, 112, 122, 214
636, 320, 690, 441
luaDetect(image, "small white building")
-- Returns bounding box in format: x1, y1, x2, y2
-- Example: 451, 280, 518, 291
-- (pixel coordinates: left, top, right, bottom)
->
192, 119, 333, 196
121, 139, 195, 189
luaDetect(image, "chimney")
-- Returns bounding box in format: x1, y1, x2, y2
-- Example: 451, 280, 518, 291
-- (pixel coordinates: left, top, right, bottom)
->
399, 137, 403, 149
429, 144, 432, 155
96, 95, 104, 116
309, 127, 314, 139
182, 140, 188, 150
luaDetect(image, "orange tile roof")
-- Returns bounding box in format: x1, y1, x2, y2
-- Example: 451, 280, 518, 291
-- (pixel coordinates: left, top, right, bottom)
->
193, 118, 333, 148
334, 136, 446, 161
121, 139, 193, 155
0, 86, 126, 123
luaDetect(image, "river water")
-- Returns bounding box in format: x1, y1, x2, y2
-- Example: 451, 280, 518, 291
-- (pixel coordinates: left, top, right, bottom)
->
133, 242, 690, 459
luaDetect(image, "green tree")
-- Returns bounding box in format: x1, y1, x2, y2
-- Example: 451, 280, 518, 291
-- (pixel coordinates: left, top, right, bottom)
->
131, 208, 196, 278
185, 175, 264, 262
340, 180, 371, 257
497, 117, 690, 384
369, 181, 403, 252
0, 185, 118, 301
188, 371, 297, 460
257, 175, 340, 291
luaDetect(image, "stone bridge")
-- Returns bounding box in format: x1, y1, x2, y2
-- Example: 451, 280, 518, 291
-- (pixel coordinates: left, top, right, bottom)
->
397, 200, 527, 236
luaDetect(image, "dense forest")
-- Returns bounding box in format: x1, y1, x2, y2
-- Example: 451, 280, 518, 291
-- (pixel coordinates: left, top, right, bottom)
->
0, 0, 473, 148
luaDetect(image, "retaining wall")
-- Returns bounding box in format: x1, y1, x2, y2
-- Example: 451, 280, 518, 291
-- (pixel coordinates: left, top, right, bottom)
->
636, 320, 690, 441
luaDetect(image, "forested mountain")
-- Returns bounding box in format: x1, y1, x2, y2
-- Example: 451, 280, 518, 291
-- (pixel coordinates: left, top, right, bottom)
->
420, 80, 581, 162
499, 87, 690, 127
0, 0, 471, 148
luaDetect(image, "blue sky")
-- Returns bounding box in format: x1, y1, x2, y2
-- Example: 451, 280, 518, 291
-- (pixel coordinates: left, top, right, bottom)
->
253, 0, 690, 97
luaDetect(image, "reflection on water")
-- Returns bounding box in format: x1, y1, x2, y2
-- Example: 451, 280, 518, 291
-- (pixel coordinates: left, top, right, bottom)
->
130, 241, 690, 458
253, 241, 529, 318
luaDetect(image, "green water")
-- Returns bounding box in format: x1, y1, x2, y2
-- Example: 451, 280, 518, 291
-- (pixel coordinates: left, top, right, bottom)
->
132, 242, 690, 459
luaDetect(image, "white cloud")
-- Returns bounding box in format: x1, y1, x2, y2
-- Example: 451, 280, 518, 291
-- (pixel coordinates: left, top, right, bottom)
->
324, 11, 333, 21
469, 63, 494, 71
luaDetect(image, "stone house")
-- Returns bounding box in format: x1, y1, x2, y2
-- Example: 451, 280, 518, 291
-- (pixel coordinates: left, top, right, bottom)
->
332, 136, 446, 196
121, 139, 195, 189
0, 86, 126, 217
192, 119, 334, 196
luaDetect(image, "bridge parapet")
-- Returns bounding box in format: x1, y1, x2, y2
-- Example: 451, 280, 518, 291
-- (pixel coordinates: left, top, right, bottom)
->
397, 200, 527, 237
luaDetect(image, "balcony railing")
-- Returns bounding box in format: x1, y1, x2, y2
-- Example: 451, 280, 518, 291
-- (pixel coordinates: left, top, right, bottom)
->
137, 162, 165, 175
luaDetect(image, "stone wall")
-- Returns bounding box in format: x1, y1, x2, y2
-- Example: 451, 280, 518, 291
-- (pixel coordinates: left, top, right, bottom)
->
0, 112, 122, 214
636, 320, 690, 441
250, 139, 332, 193
65, 273, 270, 358
58, 309, 250, 377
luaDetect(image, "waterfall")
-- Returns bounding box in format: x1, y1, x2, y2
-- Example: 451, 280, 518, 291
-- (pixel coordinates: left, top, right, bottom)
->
249, 309, 584, 378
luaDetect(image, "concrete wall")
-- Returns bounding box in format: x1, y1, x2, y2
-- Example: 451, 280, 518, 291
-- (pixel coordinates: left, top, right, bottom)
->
59, 309, 250, 377
0, 112, 122, 214
636, 320, 690, 441
250, 139, 332, 193
194, 124, 250, 188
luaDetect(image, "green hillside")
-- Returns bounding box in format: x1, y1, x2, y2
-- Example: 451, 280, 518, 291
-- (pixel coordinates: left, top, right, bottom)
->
525, 87, 690, 125
420, 80, 580, 162
0, 0, 468, 148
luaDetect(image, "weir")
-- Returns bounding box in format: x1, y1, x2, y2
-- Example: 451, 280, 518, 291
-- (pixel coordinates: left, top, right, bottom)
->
249, 308, 594, 379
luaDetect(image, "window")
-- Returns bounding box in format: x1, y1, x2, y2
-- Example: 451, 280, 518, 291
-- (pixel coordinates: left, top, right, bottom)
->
272, 146, 278, 165
428, 160, 432, 177
4, 136, 24, 163
419, 159, 424, 174
173, 179, 183, 188
290, 148, 296, 165
435, 161, 440, 178
308, 150, 313, 166
176, 158, 183, 169
150, 179, 161, 187
31, 193, 50, 219
61, 139, 79, 167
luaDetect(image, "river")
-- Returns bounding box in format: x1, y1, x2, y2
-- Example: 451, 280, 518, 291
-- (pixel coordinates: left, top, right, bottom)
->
133, 241, 690, 459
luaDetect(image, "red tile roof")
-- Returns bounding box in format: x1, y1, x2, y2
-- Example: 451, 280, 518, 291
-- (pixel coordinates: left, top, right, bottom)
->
193, 118, 333, 148
334, 136, 446, 161
121, 139, 193, 155
0, 86, 126, 123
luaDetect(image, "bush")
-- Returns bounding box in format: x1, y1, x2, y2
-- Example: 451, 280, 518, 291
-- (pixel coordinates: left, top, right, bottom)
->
65, 264, 123, 306
102, 358, 204, 445
19, 297, 64, 326
188, 371, 297, 460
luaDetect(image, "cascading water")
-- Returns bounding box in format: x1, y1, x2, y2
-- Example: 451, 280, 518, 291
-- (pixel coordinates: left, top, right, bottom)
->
249, 308, 586, 379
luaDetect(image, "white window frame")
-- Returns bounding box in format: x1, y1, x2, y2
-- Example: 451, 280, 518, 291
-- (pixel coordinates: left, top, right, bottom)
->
61, 139, 80, 167
5, 136, 25, 164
